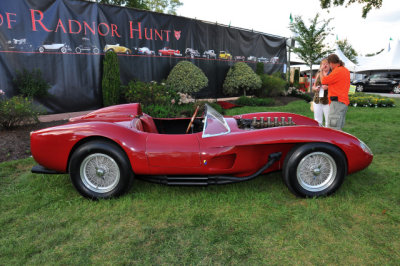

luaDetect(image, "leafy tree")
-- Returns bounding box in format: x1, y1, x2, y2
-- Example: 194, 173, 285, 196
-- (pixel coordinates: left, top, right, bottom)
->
320, 0, 383, 18
166, 61, 208, 94
289, 14, 333, 90
94, 0, 182, 15
102, 51, 121, 106
337, 39, 358, 63
223, 62, 262, 96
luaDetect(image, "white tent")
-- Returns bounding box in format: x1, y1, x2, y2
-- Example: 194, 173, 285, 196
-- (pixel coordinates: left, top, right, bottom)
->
335, 46, 357, 72
356, 40, 400, 72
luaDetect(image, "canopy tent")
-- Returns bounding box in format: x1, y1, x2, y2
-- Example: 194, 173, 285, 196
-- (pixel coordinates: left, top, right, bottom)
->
356, 40, 400, 73
335, 46, 357, 72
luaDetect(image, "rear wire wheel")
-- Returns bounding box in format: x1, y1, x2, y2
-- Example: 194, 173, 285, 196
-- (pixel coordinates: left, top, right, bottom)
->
69, 140, 134, 199
283, 143, 347, 197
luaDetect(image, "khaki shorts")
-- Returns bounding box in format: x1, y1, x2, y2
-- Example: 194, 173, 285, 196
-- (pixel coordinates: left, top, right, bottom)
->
328, 101, 348, 130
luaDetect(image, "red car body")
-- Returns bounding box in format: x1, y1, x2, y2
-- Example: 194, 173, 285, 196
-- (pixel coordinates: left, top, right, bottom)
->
31, 103, 373, 199
158, 47, 181, 56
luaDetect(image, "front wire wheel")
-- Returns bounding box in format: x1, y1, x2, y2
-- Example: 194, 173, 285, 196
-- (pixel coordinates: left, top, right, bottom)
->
296, 152, 337, 193
283, 143, 347, 197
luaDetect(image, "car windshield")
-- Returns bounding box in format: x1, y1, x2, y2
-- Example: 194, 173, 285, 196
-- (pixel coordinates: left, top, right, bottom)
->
202, 104, 231, 138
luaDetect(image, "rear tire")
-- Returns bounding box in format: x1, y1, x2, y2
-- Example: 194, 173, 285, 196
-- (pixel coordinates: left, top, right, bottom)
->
283, 143, 347, 197
356, 85, 364, 92
393, 85, 400, 94
69, 140, 134, 199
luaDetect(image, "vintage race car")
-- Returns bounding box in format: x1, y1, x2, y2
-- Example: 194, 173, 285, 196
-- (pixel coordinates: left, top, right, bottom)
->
31, 103, 373, 199
158, 47, 182, 56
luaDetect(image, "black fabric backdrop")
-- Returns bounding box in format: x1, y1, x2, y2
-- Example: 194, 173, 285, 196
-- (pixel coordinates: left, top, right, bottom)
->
0, 0, 287, 113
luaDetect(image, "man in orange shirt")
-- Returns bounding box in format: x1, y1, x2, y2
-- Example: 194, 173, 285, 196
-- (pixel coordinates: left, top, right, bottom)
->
321, 54, 350, 130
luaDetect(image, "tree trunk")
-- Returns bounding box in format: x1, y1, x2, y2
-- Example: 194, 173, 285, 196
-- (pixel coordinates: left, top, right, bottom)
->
309, 64, 313, 92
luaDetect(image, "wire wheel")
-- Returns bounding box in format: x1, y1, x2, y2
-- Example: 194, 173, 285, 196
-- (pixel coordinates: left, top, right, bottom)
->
80, 153, 120, 194
296, 152, 337, 192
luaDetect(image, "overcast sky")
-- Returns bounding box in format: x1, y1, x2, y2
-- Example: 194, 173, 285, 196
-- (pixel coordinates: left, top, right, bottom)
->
177, 0, 400, 56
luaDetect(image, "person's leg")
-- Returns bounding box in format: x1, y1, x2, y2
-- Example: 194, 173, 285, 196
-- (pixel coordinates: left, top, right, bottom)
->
313, 103, 323, 126
322, 104, 330, 127
328, 102, 348, 130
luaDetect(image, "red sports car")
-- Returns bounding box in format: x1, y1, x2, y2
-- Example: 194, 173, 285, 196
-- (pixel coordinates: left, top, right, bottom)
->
158, 47, 182, 56
31, 103, 373, 199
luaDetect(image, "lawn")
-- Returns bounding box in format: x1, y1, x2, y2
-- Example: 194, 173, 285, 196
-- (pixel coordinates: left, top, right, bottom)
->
1, 98, 399, 264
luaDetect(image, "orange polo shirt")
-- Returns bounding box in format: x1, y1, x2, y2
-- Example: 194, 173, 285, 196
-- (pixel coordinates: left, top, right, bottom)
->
321, 66, 350, 105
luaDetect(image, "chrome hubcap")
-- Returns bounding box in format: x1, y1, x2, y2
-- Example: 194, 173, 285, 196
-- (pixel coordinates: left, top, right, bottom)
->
297, 152, 337, 192
80, 153, 120, 193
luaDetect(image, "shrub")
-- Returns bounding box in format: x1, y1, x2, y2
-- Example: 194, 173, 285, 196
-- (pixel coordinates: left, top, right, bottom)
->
143, 102, 224, 118
13, 69, 50, 98
166, 61, 208, 94
102, 51, 121, 106
259, 72, 287, 97
256, 62, 264, 75
284, 87, 312, 102
223, 62, 262, 96
293, 69, 300, 88
0, 96, 42, 128
123, 80, 179, 107
235, 96, 274, 107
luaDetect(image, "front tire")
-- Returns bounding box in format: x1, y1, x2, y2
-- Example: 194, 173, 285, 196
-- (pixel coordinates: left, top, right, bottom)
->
283, 143, 347, 197
393, 85, 400, 94
69, 140, 134, 199
356, 85, 364, 92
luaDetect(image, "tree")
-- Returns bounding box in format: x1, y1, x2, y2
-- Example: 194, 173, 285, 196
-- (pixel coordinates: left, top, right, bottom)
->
223, 62, 262, 96
320, 0, 383, 18
166, 61, 208, 94
102, 51, 121, 106
94, 0, 182, 15
337, 39, 358, 64
289, 14, 333, 91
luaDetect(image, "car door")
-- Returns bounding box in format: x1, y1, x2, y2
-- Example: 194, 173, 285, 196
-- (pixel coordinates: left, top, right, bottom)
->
369, 73, 387, 91
146, 134, 201, 168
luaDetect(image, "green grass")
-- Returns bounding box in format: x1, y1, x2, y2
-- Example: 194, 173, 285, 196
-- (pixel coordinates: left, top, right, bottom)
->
1, 99, 399, 264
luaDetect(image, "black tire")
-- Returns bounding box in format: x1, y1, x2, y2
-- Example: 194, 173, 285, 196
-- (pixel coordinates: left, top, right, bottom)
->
38, 46, 45, 53
356, 85, 364, 92
60, 47, 67, 53
393, 85, 400, 94
93, 47, 100, 54
69, 140, 134, 199
282, 143, 347, 197
75, 47, 81, 53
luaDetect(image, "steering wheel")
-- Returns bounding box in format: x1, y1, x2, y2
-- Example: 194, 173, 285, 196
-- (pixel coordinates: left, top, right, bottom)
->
186, 105, 200, 134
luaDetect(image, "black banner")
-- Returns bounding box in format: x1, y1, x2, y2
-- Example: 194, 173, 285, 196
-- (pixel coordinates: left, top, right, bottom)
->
0, 0, 287, 113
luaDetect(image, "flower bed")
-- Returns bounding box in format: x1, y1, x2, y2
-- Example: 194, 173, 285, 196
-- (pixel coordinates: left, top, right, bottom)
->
349, 94, 396, 108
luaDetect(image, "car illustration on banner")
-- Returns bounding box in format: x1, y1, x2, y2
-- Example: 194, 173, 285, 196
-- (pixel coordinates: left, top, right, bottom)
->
38, 43, 72, 53
219, 51, 232, 60
185, 48, 201, 58
75, 38, 100, 54
30, 103, 373, 200
247, 56, 257, 62
6, 39, 33, 51
104, 44, 132, 54
234, 56, 245, 61
257, 57, 268, 63
203, 50, 217, 59
158, 47, 182, 56
137, 47, 155, 55
270, 56, 279, 63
